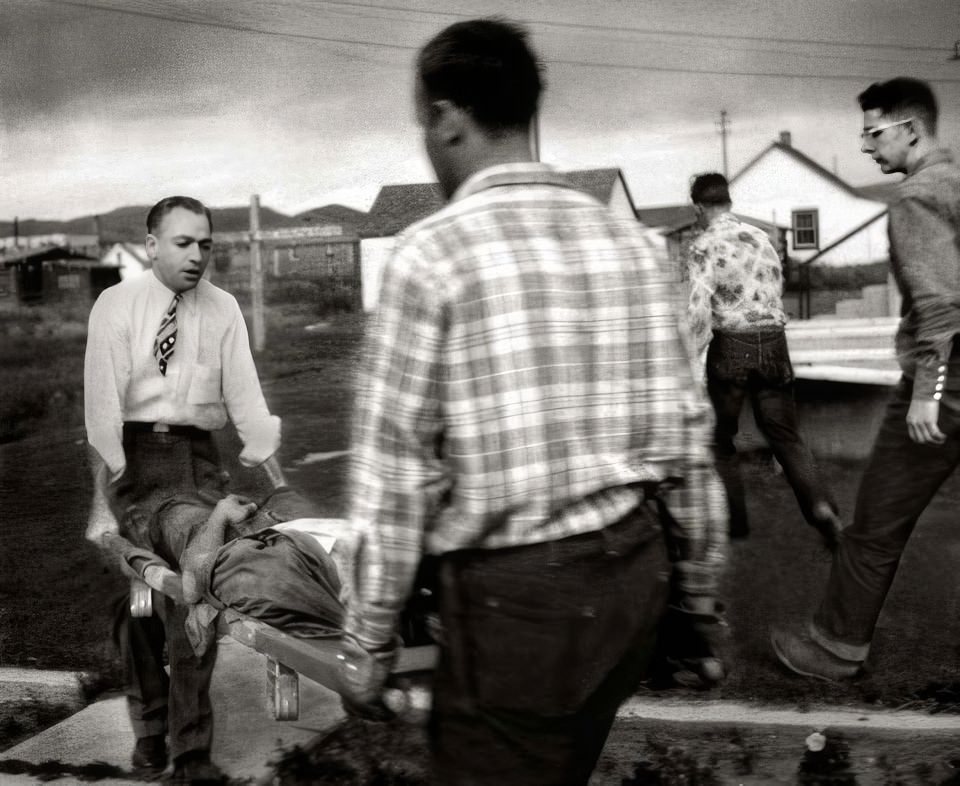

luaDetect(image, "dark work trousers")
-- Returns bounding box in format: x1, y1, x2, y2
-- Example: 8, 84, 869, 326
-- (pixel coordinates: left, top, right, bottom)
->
814, 379, 960, 656
430, 504, 671, 786
109, 426, 226, 760
706, 329, 837, 537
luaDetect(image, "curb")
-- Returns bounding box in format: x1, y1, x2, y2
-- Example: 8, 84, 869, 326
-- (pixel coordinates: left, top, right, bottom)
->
0, 668, 86, 712
618, 695, 960, 732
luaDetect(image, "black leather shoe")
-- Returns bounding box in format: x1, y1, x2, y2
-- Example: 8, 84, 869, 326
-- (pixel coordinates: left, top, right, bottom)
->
131, 734, 167, 773
169, 752, 227, 785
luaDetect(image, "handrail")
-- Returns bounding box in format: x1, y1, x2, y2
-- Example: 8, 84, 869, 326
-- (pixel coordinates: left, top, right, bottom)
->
794, 208, 889, 319
799, 209, 888, 267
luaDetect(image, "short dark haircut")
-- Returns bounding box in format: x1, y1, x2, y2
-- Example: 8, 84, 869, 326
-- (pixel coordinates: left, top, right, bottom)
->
858, 77, 938, 135
690, 173, 731, 206
146, 196, 213, 235
417, 18, 543, 134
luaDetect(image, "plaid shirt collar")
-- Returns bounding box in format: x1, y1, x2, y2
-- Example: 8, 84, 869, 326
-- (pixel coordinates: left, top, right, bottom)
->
452, 161, 579, 202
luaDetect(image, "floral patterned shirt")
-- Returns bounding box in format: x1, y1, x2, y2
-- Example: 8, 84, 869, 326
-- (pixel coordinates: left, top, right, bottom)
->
685, 212, 787, 355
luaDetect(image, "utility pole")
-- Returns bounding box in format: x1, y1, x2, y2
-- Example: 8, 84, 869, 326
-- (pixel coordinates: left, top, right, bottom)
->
249, 194, 265, 352
717, 109, 731, 179
717, 109, 730, 178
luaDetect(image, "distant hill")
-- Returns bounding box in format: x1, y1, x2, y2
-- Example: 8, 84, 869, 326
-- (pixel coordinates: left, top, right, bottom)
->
294, 204, 367, 233
0, 205, 151, 242
0, 203, 367, 243
208, 205, 301, 233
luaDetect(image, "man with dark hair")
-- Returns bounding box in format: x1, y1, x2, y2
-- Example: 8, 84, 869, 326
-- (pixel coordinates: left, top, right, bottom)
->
773, 77, 960, 680
685, 172, 841, 546
335, 18, 726, 786
84, 196, 283, 782
146, 195, 214, 238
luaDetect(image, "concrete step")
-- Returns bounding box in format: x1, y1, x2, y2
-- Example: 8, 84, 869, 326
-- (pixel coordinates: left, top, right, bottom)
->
0, 638, 345, 784
0, 668, 86, 711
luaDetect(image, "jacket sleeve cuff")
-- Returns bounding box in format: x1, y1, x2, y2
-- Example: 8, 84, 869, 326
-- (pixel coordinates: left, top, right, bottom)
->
343, 606, 401, 653
673, 559, 720, 598
912, 360, 949, 402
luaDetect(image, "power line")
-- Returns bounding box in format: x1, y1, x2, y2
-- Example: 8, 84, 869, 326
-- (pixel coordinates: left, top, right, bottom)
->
303, 0, 955, 55
284, 0, 946, 68
52, 0, 960, 84
56, 0, 413, 51
546, 56, 960, 84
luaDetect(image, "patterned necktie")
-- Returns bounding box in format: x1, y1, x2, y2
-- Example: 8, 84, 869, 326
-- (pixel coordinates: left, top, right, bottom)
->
154, 293, 182, 376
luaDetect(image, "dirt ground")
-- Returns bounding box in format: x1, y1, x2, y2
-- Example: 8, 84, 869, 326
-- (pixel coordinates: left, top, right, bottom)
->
3, 309, 960, 777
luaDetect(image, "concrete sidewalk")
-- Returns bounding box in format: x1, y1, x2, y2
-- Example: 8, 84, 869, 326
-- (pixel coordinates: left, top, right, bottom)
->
5, 642, 960, 784
0, 638, 345, 784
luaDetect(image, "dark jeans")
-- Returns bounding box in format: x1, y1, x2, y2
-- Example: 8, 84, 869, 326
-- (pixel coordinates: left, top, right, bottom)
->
114, 589, 217, 759
814, 379, 960, 655
109, 426, 226, 760
706, 329, 836, 537
430, 504, 671, 786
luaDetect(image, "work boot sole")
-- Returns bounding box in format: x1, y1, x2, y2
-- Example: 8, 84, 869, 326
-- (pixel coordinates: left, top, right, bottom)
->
770, 630, 857, 683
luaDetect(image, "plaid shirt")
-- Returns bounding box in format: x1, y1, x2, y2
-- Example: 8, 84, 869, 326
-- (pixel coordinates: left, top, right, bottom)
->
345, 163, 726, 649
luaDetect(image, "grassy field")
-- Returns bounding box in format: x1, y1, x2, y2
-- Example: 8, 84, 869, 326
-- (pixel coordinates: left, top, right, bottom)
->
2, 305, 960, 755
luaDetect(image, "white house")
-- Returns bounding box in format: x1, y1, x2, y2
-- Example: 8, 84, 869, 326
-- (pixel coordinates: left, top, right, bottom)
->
730, 132, 889, 267
100, 242, 149, 280
359, 168, 640, 311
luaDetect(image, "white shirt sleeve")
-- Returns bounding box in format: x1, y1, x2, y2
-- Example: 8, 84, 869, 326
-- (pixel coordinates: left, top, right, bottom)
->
220, 298, 281, 466
84, 293, 129, 477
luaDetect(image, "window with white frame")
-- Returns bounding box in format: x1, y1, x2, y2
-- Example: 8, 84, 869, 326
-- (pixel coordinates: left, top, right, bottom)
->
792, 209, 819, 249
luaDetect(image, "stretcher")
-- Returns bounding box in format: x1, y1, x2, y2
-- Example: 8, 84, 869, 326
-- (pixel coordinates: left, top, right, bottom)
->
127, 518, 438, 721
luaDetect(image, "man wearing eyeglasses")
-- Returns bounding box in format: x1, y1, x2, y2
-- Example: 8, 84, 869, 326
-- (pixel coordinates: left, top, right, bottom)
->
773, 77, 960, 681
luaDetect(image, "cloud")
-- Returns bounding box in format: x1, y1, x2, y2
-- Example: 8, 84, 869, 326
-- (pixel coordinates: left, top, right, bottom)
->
3, 0, 959, 219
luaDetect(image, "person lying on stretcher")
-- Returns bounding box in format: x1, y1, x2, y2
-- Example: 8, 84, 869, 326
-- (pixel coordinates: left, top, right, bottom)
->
101, 486, 436, 657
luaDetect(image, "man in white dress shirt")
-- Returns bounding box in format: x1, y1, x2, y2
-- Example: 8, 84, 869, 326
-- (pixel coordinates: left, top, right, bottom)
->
84, 196, 282, 783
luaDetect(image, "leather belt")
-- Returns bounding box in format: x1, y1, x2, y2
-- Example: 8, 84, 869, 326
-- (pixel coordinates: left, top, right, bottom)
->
123, 421, 208, 438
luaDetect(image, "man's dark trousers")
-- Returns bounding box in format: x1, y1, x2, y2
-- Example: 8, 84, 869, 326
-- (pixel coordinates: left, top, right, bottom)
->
430, 504, 671, 786
706, 328, 836, 537
109, 426, 225, 761
814, 379, 960, 653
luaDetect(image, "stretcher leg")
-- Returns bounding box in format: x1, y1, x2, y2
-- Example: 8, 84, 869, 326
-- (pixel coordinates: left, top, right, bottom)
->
267, 657, 300, 721
129, 578, 153, 617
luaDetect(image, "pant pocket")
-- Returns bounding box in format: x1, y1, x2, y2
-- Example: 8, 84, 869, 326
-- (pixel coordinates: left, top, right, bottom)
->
454, 561, 651, 716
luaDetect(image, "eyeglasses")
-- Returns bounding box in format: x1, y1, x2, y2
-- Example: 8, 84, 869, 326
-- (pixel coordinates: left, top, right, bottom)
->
860, 117, 913, 141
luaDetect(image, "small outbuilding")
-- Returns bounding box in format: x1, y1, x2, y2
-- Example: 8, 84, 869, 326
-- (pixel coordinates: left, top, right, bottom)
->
0, 245, 120, 309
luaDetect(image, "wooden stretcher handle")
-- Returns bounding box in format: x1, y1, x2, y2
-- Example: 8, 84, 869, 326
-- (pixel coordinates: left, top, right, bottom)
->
129, 578, 153, 617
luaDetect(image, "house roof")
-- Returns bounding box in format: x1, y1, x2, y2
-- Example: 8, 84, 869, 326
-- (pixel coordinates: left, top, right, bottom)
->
294, 203, 367, 230
361, 168, 634, 238
565, 168, 630, 206
361, 182, 444, 238
661, 212, 788, 238
100, 242, 150, 270
730, 141, 867, 200
105, 242, 149, 263
636, 204, 696, 229
1, 244, 98, 267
